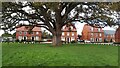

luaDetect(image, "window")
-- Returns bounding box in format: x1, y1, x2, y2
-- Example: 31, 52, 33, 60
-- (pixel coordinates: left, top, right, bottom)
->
98, 28, 101, 32
72, 32, 74, 36
96, 33, 98, 37
91, 33, 93, 37
24, 31, 27, 35
99, 33, 102, 37
71, 37, 74, 41
36, 36, 39, 41
62, 32, 64, 36
61, 37, 65, 41
99, 38, 102, 42
67, 32, 69, 36
19, 31, 22, 35
90, 38, 94, 42
18, 36, 22, 41
70, 26, 73, 30
91, 27, 93, 31
36, 32, 39, 34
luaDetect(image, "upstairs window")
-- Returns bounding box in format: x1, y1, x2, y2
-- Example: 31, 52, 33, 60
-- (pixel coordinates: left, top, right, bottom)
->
36, 32, 39, 34
98, 28, 101, 32
91, 27, 93, 31
67, 32, 69, 36
72, 32, 74, 36
99, 33, 102, 37
24, 31, 27, 35
91, 33, 93, 37
19, 31, 22, 35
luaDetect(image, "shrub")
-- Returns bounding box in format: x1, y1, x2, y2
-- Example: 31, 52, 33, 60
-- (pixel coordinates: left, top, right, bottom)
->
114, 42, 120, 44
71, 40, 77, 43
15, 39, 19, 42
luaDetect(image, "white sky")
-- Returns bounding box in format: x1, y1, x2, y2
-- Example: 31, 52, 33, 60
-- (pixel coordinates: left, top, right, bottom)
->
0, 22, 117, 36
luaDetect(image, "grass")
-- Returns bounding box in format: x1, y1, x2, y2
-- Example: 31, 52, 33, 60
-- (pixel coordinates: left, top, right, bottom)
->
0, 43, 2, 67
2, 43, 118, 66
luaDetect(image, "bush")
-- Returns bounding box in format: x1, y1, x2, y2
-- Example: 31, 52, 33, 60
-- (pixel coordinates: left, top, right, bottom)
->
15, 39, 19, 42
71, 40, 77, 43
113, 42, 120, 44
62, 41, 66, 44
35, 41, 41, 43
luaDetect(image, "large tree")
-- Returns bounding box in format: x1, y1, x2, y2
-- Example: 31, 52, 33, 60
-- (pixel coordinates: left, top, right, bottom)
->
1, 2, 120, 46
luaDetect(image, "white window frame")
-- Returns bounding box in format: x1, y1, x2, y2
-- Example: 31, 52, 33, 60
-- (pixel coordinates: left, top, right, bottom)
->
36, 32, 39, 35
98, 28, 100, 32
71, 37, 74, 41
36, 36, 39, 41
67, 32, 69, 36
18, 36, 22, 41
61, 37, 65, 41
70, 26, 73, 30
99, 33, 102, 37
72, 32, 74, 36
62, 32, 64, 36
91, 27, 93, 31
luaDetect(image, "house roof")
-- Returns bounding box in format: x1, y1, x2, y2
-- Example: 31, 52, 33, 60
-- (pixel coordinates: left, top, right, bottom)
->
83, 24, 104, 33
104, 30, 115, 35
62, 23, 77, 31
16, 26, 41, 31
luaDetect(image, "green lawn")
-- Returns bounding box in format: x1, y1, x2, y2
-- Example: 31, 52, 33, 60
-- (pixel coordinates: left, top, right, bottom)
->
2, 43, 118, 66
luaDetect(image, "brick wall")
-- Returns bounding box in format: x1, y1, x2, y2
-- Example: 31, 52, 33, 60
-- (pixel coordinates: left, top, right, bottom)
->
115, 27, 120, 43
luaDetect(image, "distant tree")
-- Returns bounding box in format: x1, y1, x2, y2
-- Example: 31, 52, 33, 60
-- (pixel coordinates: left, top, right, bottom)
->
2, 32, 12, 37
12, 32, 16, 38
42, 30, 47, 39
42, 30, 53, 39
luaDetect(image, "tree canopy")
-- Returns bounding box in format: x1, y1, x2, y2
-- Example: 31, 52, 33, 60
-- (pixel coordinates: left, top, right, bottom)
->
1, 2, 120, 46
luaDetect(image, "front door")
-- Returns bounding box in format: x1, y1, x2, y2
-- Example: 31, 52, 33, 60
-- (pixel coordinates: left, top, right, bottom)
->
32, 37, 34, 41
24, 37, 26, 41
67, 37, 69, 43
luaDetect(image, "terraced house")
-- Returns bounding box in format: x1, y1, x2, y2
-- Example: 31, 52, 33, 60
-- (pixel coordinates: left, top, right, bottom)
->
16, 26, 42, 41
81, 24, 104, 42
61, 23, 77, 43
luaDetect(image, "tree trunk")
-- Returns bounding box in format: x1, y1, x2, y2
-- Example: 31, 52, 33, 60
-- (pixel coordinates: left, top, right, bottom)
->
52, 31, 62, 46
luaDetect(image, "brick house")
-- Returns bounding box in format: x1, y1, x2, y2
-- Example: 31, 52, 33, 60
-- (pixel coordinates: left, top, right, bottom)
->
81, 24, 104, 42
16, 26, 42, 41
104, 30, 115, 42
115, 26, 120, 43
61, 23, 77, 43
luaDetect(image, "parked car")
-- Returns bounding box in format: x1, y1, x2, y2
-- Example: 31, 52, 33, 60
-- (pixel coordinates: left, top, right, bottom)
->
78, 40, 84, 42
